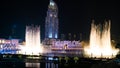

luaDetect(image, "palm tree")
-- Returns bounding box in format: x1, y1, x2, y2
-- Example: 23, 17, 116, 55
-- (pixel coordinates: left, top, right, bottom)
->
74, 57, 79, 63
59, 56, 62, 62
64, 56, 69, 63
9, 55, 12, 58
3, 55, 7, 58
39, 55, 42, 60
18, 54, 22, 59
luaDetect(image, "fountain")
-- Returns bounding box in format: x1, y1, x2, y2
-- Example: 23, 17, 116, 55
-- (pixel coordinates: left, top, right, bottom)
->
84, 20, 119, 58
20, 25, 43, 55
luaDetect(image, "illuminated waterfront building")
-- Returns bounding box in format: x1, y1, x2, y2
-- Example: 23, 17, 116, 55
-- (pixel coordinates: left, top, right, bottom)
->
0, 38, 20, 54
51, 40, 82, 51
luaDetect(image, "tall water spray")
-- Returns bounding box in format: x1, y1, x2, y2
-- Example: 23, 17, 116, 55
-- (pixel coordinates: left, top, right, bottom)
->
84, 20, 119, 58
20, 25, 42, 55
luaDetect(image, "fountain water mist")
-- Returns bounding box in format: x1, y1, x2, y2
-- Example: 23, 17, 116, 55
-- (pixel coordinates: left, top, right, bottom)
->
20, 25, 43, 55
84, 20, 119, 58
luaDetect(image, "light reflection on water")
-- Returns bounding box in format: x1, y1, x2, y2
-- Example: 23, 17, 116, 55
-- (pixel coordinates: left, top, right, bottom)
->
46, 63, 58, 68
26, 63, 40, 68
25, 62, 58, 68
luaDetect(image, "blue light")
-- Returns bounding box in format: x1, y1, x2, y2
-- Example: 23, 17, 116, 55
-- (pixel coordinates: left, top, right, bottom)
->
55, 34, 58, 38
50, 2, 54, 6
49, 33, 52, 38
48, 57, 53, 60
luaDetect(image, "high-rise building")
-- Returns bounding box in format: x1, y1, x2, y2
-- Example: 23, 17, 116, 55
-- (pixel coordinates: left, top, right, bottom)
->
45, 0, 58, 39
68, 33, 72, 40
60, 34, 65, 40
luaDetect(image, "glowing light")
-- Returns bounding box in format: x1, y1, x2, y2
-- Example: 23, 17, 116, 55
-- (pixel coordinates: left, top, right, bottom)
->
55, 34, 58, 38
49, 33, 52, 38
20, 45, 43, 55
20, 25, 43, 55
50, 2, 54, 6
84, 21, 119, 58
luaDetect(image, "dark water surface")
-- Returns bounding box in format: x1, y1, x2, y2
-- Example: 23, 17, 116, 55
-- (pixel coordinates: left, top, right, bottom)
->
0, 54, 120, 68
0, 59, 120, 68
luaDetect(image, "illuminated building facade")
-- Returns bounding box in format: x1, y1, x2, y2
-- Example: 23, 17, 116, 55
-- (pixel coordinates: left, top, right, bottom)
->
45, 0, 59, 39
51, 40, 82, 51
0, 39, 20, 54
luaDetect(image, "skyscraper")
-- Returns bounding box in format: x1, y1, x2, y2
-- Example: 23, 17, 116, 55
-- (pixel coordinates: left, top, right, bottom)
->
45, 0, 59, 39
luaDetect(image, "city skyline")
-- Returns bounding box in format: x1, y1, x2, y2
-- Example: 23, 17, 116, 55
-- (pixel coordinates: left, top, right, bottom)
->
0, 0, 120, 40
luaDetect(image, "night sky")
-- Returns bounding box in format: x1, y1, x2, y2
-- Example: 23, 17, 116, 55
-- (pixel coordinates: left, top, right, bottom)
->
0, 0, 120, 40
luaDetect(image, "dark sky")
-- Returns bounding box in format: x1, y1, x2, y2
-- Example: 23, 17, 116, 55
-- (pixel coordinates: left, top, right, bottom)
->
0, 0, 120, 40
